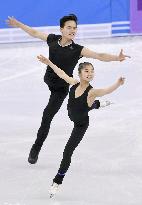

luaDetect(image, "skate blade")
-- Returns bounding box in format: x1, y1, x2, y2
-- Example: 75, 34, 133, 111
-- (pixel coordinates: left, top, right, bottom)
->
50, 193, 54, 198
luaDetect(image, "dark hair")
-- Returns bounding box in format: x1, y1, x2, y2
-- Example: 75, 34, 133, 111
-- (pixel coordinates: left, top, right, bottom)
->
60, 14, 78, 28
78, 62, 94, 74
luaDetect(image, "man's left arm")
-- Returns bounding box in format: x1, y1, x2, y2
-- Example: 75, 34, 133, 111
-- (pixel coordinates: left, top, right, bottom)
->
81, 48, 131, 62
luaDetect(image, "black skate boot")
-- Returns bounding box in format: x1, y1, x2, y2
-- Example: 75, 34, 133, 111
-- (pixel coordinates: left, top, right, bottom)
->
28, 145, 40, 164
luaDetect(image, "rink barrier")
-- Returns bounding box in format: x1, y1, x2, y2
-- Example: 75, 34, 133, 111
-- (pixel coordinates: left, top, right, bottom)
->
0, 21, 141, 44
0, 23, 111, 44
112, 21, 130, 36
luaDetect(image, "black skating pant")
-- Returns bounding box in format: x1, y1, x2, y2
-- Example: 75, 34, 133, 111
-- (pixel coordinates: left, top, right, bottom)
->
33, 86, 69, 151
53, 119, 89, 185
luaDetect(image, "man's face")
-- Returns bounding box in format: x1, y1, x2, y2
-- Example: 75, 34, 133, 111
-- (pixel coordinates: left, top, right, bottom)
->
60, 20, 77, 40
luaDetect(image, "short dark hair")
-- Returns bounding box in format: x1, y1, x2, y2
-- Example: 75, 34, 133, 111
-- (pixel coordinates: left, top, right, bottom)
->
60, 14, 78, 28
78, 62, 94, 74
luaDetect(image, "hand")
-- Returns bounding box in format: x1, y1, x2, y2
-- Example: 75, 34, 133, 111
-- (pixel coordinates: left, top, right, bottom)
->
74, 79, 80, 84
117, 77, 125, 85
6, 16, 20, 27
118, 49, 131, 62
37, 55, 50, 65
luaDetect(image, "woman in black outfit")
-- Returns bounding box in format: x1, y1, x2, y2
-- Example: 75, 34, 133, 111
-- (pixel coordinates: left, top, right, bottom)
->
37, 55, 125, 197
6, 14, 130, 164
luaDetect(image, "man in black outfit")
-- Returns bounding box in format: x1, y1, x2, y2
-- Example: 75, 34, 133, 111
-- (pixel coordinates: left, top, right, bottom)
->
6, 14, 130, 164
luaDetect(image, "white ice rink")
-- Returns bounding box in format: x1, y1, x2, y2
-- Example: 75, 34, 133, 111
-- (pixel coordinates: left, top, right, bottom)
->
0, 36, 142, 205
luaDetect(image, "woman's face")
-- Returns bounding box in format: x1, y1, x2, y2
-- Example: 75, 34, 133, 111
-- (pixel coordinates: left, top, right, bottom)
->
79, 65, 95, 82
60, 20, 77, 40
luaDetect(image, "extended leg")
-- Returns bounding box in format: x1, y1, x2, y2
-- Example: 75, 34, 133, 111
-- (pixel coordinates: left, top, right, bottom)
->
28, 89, 68, 164
53, 120, 89, 184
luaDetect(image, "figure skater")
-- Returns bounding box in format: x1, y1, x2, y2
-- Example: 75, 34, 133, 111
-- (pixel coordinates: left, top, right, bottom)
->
37, 55, 125, 197
6, 14, 129, 164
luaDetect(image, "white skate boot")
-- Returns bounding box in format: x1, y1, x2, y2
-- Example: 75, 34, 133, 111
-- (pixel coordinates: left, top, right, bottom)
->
100, 100, 113, 108
49, 182, 60, 198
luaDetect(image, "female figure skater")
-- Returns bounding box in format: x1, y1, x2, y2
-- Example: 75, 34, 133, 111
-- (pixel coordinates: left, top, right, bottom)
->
6, 14, 129, 164
37, 54, 125, 197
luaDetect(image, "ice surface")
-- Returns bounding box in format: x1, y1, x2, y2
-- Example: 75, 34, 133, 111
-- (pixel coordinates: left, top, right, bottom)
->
0, 36, 142, 205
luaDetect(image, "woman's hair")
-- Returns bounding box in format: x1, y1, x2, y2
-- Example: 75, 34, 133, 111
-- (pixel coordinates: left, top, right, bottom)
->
60, 14, 78, 28
78, 62, 94, 74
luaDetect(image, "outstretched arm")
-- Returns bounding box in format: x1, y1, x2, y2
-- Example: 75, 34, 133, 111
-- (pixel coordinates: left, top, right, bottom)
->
37, 55, 79, 85
6, 16, 48, 41
81, 48, 130, 62
89, 77, 125, 100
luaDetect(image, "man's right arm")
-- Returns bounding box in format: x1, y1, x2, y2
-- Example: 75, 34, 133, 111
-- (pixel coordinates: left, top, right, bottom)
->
6, 16, 48, 41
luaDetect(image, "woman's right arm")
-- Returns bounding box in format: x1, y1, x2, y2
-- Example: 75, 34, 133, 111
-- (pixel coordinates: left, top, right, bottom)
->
37, 55, 79, 85
6, 16, 48, 41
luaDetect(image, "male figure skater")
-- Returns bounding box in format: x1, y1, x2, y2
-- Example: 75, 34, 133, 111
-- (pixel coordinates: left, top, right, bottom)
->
6, 14, 130, 164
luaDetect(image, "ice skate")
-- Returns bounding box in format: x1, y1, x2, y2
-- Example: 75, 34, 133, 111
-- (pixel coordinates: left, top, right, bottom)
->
28, 145, 40, 164
100, 100, 113, 108
49, 182, 60, 198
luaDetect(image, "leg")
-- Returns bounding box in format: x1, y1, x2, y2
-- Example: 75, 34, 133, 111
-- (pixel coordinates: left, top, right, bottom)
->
89, 100, 112, 111
90, 100, 100, 110
28, 88, 68, 164
35, 90, 68, 150
53, 120, 89, 184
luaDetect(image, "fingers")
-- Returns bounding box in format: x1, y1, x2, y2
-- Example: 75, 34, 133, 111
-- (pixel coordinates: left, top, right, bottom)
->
118, 77, 125, 83
37, 55, 48, 64
8, 16, 14, 19
125, 55, 131, 58
5, 16, 15, 26
37, 55, 44, 61
37, 54, 44, 59
120, 77, 125, 80
7, 16, 13, 21
119, 49, 131, 59
37, 55, 41, 59
37, 55, 42, 61
39, 54, 45, 58
120, 49, 123, 54
121, 77, 125, 84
